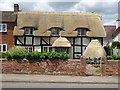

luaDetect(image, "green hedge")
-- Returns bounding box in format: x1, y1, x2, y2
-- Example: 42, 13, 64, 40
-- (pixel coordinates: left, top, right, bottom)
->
107, 55, 120, 60
5, 46, 26, 60
4, 47, 70, 62
25, 51, 70, 60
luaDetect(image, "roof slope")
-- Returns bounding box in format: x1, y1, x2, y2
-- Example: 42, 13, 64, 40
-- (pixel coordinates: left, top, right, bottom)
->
0, 11, 16, 22
104, 25, 116, 40
112, 27, 120, 39
14, 11, 106, 37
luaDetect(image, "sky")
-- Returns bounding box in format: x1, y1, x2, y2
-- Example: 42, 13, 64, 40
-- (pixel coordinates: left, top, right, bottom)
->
0, 0, 119, 25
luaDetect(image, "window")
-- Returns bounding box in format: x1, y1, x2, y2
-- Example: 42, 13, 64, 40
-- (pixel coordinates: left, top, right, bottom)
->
0, 23, 7, 32
77, 28, 86, 36
55, 48, 67, 52
24, 28, 33, 35
25, 47, 33, 52
51, 28, 60, 36
43, 46, 52, 52
0, 44, 7, 52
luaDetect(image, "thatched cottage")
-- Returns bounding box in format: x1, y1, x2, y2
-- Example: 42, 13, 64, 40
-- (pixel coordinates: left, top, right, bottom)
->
14, 11, 106, 59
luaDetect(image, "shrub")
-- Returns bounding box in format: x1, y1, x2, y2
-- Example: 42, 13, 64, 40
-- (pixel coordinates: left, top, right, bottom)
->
111, 41, 120, 49
5, 47, 70, 62
6, 46, 26, 60
107, 55, 120, 60
106, 56, 113, 60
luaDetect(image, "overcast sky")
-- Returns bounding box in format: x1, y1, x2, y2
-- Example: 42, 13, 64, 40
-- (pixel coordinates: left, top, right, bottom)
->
0, 0, 119, 25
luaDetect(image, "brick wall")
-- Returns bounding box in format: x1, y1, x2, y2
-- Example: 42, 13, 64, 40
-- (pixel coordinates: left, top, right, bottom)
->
2, 57, 86, 76
0, 22, 15, 50
100, 57, 120, 76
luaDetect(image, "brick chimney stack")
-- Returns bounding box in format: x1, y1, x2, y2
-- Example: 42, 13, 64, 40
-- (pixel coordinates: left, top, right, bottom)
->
14, 4, 19, 12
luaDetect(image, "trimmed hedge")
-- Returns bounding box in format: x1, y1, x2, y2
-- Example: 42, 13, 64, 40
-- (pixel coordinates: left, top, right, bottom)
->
5, 46, 26, 60
25, 51, 70, 61
4, 47, 70, 62
107, 55, 120, 60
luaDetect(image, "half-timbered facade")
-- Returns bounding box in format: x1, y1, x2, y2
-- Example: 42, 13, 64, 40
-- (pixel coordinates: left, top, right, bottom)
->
14, 12, 106, 59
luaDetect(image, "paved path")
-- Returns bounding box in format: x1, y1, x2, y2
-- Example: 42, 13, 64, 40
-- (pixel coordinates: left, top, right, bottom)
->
1, 74, 119, 84
2, 82, 119, 88
86, 64, 99, 76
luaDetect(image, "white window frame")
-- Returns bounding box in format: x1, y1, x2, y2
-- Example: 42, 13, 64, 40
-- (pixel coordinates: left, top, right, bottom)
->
25, 47, 33, 52
0, 23, 7, 32
43, 46, 52, 52
0, 44, 7, 52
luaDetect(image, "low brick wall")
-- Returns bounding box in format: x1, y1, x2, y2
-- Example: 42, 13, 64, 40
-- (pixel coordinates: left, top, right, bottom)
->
100, 58, 120, 76
2, 58, 86, 76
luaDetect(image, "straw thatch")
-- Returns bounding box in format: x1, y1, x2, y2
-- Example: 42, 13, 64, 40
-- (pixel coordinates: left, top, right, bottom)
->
52, 37, 71, 47
14, 11, 106, 37
83, 39, 106, 58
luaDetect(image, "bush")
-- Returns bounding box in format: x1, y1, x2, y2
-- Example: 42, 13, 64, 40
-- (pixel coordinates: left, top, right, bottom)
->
40, 52, 70, 60
5, 47, 70, 62
111, 41, 120, 49
6, 46, 26, 60
107, 55, 120, 60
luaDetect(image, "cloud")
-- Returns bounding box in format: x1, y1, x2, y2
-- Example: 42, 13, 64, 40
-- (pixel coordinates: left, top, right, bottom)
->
48, 2, 79, 11
74, 1, 119, 25
0, 0, 119, 25
19, 2, 37, 11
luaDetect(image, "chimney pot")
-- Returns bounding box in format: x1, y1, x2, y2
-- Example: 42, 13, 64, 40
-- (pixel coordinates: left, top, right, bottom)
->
14, 4, 19, 12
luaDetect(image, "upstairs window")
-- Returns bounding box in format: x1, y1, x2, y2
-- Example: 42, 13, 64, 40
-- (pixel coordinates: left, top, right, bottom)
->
24, 28, 33, 35
51, 28, 61, 36
0, 23, 7, 32
77, 28, 86, 36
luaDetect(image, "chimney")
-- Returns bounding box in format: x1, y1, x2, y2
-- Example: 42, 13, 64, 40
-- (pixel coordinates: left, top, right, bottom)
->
14, 4, 19, 12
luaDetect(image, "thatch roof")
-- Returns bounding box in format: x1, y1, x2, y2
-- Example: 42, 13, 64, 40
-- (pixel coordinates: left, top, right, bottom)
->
14, 11, 106, 37
83, 39, 106, 58
52, 37, 71, 47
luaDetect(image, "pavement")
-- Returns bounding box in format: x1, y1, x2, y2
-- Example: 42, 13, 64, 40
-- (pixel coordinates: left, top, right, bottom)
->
0, 74, 119, 84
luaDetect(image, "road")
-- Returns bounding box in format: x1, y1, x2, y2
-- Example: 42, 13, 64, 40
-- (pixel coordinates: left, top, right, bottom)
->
2, 82, 119, 88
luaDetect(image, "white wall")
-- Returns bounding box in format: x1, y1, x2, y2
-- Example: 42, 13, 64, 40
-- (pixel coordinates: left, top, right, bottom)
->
26, 37, 32, 44
35, 46, 41, 52
116, 21, 120, 29
75, 46, 81, 52
42, 38, 49, 44
17, 37, 24, 44
113, 33, 120, 41
83, 38, 90, 45
75, 38, 81, 44
34, 37, 40, 45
